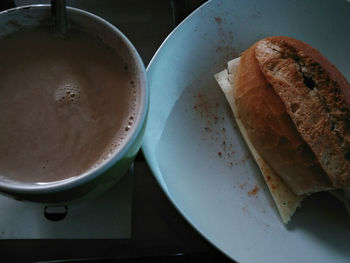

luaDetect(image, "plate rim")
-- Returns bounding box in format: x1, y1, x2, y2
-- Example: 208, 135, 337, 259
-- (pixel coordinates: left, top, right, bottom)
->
142, 0, 233, 260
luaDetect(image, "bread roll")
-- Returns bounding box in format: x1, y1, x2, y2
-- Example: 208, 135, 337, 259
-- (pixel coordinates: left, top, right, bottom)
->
252, 36, 350, 189
215, 36, 350, 222
216, 58, 304, 223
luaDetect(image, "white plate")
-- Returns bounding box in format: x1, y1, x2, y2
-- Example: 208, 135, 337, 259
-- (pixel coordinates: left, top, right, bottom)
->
142, 0, 350, 262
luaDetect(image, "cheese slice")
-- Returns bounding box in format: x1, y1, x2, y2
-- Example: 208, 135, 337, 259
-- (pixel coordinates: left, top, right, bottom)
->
215, 57, 304, 223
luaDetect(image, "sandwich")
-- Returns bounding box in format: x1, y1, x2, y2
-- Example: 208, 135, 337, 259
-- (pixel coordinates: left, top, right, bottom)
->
215, 36, 350, 223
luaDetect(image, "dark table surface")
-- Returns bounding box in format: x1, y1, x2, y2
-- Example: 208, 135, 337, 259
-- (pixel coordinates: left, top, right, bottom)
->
0, 1, 233, 262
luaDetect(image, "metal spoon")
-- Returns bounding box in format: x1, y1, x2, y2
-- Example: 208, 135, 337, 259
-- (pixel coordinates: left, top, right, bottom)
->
51, 0, 68, 37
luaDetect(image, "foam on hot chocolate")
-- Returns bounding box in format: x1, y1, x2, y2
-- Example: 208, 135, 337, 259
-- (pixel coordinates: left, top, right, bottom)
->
0, 27, 141, 183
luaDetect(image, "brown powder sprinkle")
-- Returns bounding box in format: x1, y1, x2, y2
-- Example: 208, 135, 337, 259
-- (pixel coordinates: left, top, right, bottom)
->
214, 17, 222, 23
193, 92, 220, 121
192, 91, 243, 167
248, 186, 260, 196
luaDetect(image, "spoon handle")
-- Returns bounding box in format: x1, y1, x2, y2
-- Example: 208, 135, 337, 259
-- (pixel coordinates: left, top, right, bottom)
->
51, 0, 68, 36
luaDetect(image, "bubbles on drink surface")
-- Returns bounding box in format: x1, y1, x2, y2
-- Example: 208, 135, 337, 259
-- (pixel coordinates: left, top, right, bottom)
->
92, 112, 138, 169
125, 115, 135, 131
125, 79, 138, 132
92, 141, 122, 169
55, 84, 80, 105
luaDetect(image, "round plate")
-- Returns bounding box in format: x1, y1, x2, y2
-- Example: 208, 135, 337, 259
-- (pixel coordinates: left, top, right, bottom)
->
142, 0, 350, 262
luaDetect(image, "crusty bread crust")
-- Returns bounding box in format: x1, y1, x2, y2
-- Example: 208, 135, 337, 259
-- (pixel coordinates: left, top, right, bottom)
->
255, 36, 350, 188
234, 38, 334, 195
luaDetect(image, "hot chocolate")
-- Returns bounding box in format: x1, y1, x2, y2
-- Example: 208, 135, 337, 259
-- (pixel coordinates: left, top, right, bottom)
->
0, 27, 140, 183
